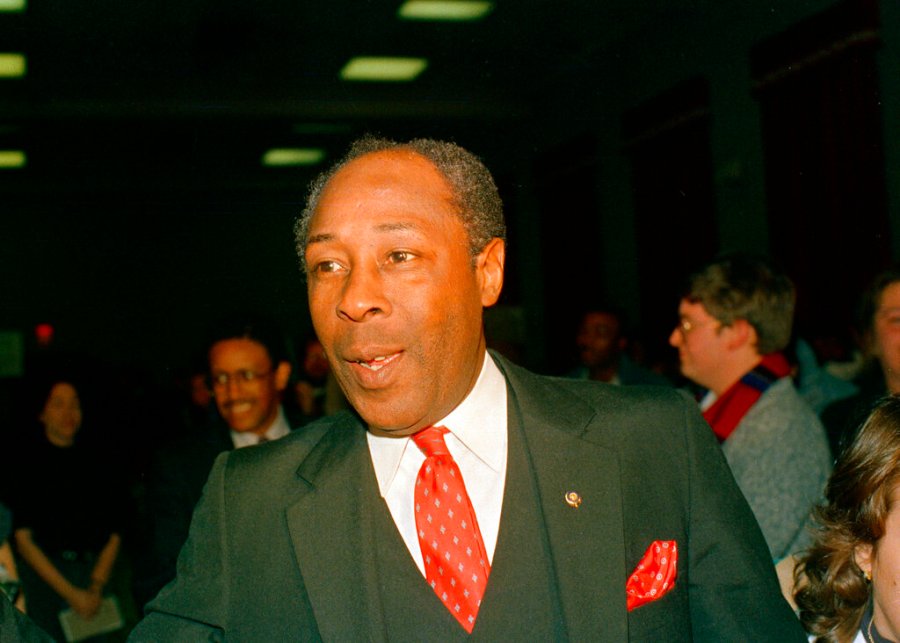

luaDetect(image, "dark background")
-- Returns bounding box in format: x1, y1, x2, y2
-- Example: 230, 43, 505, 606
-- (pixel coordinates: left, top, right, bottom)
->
1, 0, 899, 416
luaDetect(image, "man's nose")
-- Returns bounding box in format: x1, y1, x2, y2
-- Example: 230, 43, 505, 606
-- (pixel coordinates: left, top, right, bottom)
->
222, 377, 242, 399
337, 264, 391, 322
669, 327, 681, 347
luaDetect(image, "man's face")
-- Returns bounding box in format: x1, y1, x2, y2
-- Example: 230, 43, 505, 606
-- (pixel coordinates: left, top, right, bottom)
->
873, 282, 900, 390
209, 338, 290, 435
304, 150, 504, 437
576, 312, 624, 370
669, 299, 727, 390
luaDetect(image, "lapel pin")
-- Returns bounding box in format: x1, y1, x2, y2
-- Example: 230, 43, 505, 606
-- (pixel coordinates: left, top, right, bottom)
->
565, 491, 582, 508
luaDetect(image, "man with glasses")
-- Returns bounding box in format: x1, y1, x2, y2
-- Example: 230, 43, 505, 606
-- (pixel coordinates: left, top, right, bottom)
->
669, 253, 831, 561
135, 316, 294, 607
206, 319, 293, 446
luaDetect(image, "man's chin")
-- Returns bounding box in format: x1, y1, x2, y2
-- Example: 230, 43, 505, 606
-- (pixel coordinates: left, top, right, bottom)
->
366, 423, 422, 438
227, 421, 263, 434
352, 399, 427, 438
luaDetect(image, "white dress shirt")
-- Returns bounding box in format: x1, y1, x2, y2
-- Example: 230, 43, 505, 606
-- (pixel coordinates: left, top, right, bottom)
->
230, 405, 291, 448
367, 352, 508, 576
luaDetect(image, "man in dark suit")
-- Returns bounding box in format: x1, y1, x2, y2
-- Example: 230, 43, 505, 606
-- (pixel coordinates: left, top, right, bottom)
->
130, 137, 805, 640
133, 316, 294, 607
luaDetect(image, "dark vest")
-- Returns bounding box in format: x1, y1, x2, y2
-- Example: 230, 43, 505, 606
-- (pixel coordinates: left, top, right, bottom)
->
366, 409, 568, 641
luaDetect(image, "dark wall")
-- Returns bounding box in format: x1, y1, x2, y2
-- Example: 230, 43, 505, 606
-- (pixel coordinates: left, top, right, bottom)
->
2, 190, 311, 382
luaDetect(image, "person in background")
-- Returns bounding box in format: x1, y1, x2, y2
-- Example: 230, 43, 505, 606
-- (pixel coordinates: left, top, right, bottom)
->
179, 355, 218, 436
10, 378, 125, 641
136, 315, 294, 607
822, 267, 900, 459
568, 305, 670, 387
0, 500, 24, 612
792, 336, 858, 416
669, 252, 832, 560
291, 335, 343, 423
794, 395, 900, 642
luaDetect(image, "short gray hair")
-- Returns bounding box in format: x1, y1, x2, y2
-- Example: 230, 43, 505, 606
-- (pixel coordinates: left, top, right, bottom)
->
294, 135, 506, 274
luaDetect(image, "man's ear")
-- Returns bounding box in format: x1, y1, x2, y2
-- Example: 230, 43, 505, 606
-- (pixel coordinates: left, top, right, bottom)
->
724, 318, 756, 351
477, 238, 505, 307
855, 542, 873, 579
274, 361, 292, 392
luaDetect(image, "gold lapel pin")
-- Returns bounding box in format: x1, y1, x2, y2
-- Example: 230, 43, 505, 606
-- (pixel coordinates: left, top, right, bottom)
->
565, 491, 582, 508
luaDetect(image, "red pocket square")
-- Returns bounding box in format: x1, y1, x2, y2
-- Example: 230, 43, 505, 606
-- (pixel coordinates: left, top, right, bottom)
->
626, 540, 677, 611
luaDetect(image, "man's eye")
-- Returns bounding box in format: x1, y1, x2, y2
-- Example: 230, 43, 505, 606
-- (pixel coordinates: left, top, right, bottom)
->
311, 260, 343, 274
387, 251, 415, 264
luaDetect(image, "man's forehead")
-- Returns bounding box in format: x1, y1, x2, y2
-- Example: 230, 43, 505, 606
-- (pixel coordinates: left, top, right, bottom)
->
332, 148, 438, 182
309, 150, 458, 232
584, 311, 620, 325
209, 338, 272, 363
679, 299, 714, 318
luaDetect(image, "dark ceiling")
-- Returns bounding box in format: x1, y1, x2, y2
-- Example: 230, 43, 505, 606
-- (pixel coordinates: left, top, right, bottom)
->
0, 0, 704, 195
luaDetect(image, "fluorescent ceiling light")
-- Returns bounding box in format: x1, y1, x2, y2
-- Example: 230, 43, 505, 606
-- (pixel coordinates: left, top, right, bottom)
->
340, 57, 427, 82
262, 148, 325, 167
0, 150, 26, 168
0, 53, 26, 78
398, 1, 493, 21
0, 0, 26, 12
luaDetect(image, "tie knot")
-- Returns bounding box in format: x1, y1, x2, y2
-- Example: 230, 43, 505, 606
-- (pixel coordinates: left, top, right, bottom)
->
412, 426, 451, 458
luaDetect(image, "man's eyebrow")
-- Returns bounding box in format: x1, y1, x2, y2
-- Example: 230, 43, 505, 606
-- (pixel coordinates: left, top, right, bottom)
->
374, 221, 421, 234
307, 222, 422, 245
306, 232, 334, 245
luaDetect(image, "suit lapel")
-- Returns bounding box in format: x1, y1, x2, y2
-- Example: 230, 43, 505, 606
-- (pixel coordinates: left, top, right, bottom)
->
285, 414, 389, 641
285, 356, 629, 640
496, 356, 628, 641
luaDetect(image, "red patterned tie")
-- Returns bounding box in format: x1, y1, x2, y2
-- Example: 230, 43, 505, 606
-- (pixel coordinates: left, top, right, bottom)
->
413, 426, 490, 633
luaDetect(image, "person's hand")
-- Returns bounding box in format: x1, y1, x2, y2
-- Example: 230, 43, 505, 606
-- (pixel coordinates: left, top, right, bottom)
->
67, 587, 102, 619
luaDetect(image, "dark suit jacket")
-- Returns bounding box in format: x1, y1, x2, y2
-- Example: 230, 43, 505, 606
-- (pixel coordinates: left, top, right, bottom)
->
133, 421, 235, 607
130, 355, 804, 641
0, 591, 55, 643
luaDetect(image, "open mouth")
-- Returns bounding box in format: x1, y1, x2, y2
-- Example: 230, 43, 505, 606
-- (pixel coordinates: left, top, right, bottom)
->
353, 353, 400, 372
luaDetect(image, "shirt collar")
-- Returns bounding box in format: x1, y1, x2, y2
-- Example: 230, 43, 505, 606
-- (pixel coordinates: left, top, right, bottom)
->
367, 351, 507, 496
231, 405, 290, 448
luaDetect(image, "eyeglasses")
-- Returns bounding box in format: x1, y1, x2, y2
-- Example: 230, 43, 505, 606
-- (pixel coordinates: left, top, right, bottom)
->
210, 369, 272, 388
675, 318, 722, 336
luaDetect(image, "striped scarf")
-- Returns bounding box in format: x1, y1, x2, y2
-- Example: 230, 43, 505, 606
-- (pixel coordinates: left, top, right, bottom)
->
702, 352, 792, 443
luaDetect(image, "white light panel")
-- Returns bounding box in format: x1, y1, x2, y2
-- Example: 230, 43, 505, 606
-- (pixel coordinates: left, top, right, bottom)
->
340, 57, 427, 82
398, 1, 493, 21
0, 53, 26, 78
262, 148, 326, 167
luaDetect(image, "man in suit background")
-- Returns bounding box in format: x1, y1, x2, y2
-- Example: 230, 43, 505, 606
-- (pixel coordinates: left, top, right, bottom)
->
133, 316, 294, 607
130, 137, 805, 640
568, 304, 670, 387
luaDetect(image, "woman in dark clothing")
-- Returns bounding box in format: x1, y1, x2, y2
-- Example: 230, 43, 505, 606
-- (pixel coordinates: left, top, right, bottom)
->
11, 379, 123, 641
